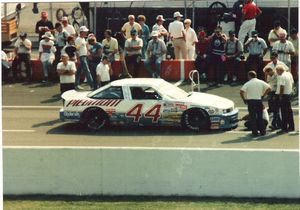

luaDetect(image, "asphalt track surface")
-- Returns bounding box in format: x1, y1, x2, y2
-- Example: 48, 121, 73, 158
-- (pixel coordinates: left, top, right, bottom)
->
2, 81, 299, 149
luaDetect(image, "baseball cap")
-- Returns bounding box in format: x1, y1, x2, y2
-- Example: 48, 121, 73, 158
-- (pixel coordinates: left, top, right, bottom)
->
251, 30, 258, 37
229, 30, 235, 36
42, 31, 55, 40
130, 28, 137, 35
151, 30, 160, 37
156, 15, 165, 21
270, 51, 278, 58
19, 32, 27, 38
173, 11, 183, 18
79, 26, 89, 32
61, 16, 68, 22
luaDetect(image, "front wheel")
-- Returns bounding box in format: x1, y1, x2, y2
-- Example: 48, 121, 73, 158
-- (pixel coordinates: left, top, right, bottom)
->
82, 108, 109, 131
181, 109, 210, 131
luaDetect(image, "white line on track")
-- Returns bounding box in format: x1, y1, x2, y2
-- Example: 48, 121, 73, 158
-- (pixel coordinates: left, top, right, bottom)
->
3, 129, 36, 133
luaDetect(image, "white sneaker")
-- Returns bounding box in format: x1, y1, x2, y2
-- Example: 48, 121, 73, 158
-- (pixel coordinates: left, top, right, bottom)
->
75, 85, 84, 90
201, 73, 206, 79
224, 74, 228, 82
232, 75, 237, 82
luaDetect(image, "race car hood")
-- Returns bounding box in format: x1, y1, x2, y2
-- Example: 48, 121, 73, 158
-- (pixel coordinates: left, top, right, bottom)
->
184, 92, 234, 109
61, 90, 90, 100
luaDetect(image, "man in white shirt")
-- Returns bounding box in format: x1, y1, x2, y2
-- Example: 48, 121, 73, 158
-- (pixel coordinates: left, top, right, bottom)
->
272, 33, 295, 69
184, 19, 198, 60
240, 71, 271, 136
14, 32, 32, 81
168, 11, 187, 59
124, 29, 143, 77
121, 15, 142, 40
57, 54, 76, 94
275, 65, 295, 133
152, 15, 168, 42
75, 26, 94, 90
61, 16, 76, 37
102, 29, 119, 63
268, 20, 287, 52
96, 56, 113, 87
265, 52, 289, 72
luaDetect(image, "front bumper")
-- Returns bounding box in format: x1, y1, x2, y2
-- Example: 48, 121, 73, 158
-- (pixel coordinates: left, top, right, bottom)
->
60, 108, 81, 122
210, 108, 239, 130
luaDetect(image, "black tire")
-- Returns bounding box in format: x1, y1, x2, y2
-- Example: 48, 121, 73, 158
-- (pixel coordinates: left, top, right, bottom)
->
181, 108, 210, 131
81, 108, 109, 131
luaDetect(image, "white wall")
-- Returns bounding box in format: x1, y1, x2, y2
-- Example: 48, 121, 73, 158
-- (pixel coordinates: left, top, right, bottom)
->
3, 147, 300, 198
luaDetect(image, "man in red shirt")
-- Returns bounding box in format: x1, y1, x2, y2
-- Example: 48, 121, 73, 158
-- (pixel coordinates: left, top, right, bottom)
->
195, 30, 210, 80
238, 0, 262, 46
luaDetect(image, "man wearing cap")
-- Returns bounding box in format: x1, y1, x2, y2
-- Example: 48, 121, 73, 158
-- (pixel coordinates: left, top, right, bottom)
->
38, 32, 56, 83
61, 16, 76, 37
268, 20, 287, 53
53, 22, 70, 71
195, 30, 210, 80
13, 32, 32, 81
168, 11, 187, 59
263, 66, 281, 130
265, 52, 289, 72
75, 26, 94, 90
272, 33, 295, 69
240, 71, 271, 136
184, 19, 198, 60
144, 30, 167, 78
121, 15, 142, 40
102, 29, 119, 63
152, 15, 168, 42
124, 29, 143, 77
35, 11, 54, 41
244, 30, 267, 79
57, 54, 76, 94
224, 30, 243, 83
275, 65, 295, 133
238, 0, 262, 46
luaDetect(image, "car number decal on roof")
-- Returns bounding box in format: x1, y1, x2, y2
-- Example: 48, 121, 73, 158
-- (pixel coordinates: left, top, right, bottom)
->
66, 99, 122, 107
125, 104, 162, 123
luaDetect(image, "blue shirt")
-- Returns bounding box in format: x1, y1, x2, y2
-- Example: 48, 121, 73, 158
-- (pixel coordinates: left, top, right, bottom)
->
89, 42, 103, 63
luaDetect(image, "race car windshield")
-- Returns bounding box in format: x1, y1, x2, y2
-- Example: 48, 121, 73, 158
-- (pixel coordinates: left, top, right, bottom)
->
158, 82, 189, 100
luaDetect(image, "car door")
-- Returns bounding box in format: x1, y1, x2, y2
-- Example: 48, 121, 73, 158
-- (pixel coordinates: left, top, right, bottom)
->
124, 85, 164, 126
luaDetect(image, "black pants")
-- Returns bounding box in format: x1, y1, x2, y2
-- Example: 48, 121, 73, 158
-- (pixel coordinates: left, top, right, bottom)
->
195, 55, 208, 75
209, 54, 224, 84
88, 61, 100, 90
246, 55, 264, 79
125, 54, 142, 78
279, 94, 294, 131
224, 57, 241, 80
268, 92, 281, 128
60, 83, 75, 95
15, 53, 32, 79
53, 46, 63, 71
247, 100, 265, 134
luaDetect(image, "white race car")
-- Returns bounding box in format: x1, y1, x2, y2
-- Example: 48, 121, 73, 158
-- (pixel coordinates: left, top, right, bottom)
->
60, 78, 238, 131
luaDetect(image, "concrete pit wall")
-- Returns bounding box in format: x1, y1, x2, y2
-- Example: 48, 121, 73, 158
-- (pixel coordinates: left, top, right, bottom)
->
3, 147, 300, 198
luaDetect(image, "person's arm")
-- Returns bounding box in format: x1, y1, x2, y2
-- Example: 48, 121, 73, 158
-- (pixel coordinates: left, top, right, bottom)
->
263, 87, 271, 97
240, 90, 247, 104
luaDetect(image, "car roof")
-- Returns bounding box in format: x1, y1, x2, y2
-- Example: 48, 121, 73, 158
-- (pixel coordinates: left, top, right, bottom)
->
110, 78, 166, 88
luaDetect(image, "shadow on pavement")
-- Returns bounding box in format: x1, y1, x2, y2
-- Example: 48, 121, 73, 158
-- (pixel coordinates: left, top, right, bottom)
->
41, 94, 62, 104
32, 119, 62, 128
46, 123, 224, 136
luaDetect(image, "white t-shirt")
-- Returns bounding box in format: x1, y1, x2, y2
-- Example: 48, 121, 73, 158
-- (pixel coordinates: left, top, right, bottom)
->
241, 78, 270, 100
272, 40, 295, 65
75, 37, 88, 56
168, 20, 185, 39
152, 24, 168, 41
125, 37, 143, 56
57, 61, 76, 84
185, 27, 198, 48
276, 71, 294, 95
64, 24, 76, 36
38, 39, 56, 62
268, 27, 287, 47
96, 62, 110, 82
15, 38, 32, 54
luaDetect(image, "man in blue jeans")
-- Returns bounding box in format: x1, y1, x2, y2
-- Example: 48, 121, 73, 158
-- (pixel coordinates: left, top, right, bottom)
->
75, 26, 94, 90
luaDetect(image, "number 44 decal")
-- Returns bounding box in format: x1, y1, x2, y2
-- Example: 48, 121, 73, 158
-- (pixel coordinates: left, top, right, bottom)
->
126, 104, 162, 123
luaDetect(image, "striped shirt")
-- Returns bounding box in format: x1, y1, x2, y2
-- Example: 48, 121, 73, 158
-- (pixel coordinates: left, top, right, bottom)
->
272, 40, 295, 65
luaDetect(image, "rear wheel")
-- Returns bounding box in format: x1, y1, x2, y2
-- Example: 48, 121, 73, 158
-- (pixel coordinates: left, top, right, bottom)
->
81, 108, 109, 131
181, 109, 210, 131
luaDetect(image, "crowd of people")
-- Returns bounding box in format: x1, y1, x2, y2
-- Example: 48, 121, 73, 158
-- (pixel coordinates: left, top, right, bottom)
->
1, 0, 298, 135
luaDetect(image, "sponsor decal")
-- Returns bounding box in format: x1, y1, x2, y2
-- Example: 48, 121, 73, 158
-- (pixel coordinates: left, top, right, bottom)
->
66, 99, 122, 107
106, 108, 116, 116
64, 111, 80, 118
175, 102, 187, 110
